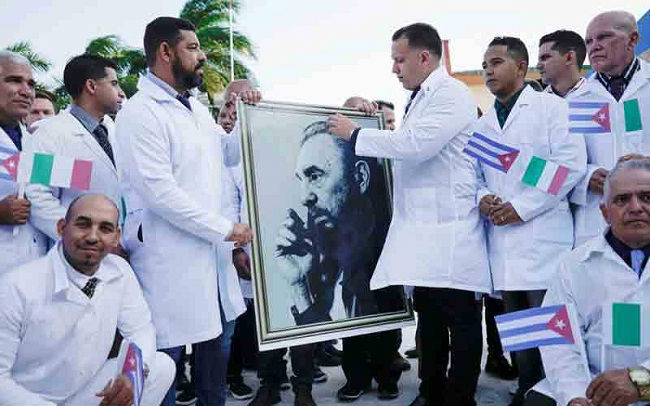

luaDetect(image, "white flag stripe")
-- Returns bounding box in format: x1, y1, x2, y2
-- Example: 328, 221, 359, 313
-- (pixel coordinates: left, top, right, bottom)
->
16, 153, 33, 183
502, 329, 559, 347
535, 160, 559, 191
49, 156, 75, 188
496, 314, 552, 331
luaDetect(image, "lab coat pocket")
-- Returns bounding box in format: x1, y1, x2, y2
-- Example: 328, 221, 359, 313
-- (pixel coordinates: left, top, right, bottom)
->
404, 187, 438, 223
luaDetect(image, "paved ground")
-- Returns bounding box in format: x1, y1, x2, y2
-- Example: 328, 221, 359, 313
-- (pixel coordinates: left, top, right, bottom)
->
225, 325, 515, 406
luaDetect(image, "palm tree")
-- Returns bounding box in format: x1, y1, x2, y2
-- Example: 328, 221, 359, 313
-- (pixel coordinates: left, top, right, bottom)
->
84, 35, 147, 98
5, 41, 51, 73
180, 0, 256, 95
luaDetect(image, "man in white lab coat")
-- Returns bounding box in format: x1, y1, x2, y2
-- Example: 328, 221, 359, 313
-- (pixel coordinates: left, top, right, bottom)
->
569, 10, 650, 247
328, 23, 491, 406
0, 51, 47, 273
529, 157, 650, 406
26, 54, 126, 248
475, 37, 586, 406
0, 194, 174, 406
114, 16, 258, 406
537, 30, 587, 98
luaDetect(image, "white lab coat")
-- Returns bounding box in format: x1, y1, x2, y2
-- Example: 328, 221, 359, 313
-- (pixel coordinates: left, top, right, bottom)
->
0, 244, 158, 405
114, 75, 243, 348
539, 233, 650, 406
0, 125, 47, 273
568, 59, 650, 247
356, 66, 491, 293
24, 110, 123, 241
474, 85, 586, 291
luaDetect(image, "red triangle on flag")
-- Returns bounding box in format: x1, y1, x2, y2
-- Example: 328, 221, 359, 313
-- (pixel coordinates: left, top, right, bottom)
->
591, 104, 611, 131
497, 150, 520, 172
0, 153, 20, 180
546, 305, 574, 343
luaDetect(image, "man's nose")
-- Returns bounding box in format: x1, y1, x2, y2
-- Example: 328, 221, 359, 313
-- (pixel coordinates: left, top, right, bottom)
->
628, 194, 644, 212
301, 190, 317, 207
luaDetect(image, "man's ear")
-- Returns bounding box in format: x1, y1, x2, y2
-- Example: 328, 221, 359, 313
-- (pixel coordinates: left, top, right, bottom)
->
354, 160, 371, 194
600, 204, 611, 224
84, 78, 97, 97
56, 218, 66, 237
627, 31, 640, 51
159, 41, 173, 64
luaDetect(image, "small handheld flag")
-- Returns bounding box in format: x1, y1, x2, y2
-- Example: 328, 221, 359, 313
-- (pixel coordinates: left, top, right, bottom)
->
117, 341, 145, 406
495, 304, 576, 352
602, 302, 648, 347
463, 132, 520, 173
0, 145, 18, 181
569, 101, 610, 133
0, 152, 92, 190
521, 156, 569, 195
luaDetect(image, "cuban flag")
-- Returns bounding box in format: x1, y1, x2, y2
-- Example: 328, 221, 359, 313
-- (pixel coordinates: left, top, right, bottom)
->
463, 132, 520, 173
495, 304, 576, 352
569, 101, 611, 133
118, 341, 144, 405
0, 145, 18, 181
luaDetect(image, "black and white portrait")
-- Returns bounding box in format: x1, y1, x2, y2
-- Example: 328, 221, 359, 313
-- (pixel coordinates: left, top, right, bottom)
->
238, 101, 412, 350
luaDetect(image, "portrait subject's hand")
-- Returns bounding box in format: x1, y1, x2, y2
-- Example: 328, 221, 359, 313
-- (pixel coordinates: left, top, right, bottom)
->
238, 89, 262, 105
479, 194, 502, 219
275, 209, 313, 286
96, 375, 134, 406
586, 369, 639, 406
327, 114, 358, 141
588, 168, 608, 195
226, 223, 253, 248
353, 101, 378, 116
0, 195, 30, 225
491, 201, 522, 226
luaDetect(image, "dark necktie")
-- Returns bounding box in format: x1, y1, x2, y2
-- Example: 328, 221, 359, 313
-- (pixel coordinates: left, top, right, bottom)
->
92, 124, 115, 166
404, 86, 421, 117
177, 93, 192, 111
608, 76, 626, 101
81, 277, 100, 298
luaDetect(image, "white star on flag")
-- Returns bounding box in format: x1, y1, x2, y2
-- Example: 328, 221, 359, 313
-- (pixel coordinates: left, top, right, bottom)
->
555, 319, 565, 330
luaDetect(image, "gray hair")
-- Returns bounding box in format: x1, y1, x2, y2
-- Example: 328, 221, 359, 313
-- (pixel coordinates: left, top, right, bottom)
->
603, 157, 650, 203
591, 11, 639, 34
0, 51, 31, 69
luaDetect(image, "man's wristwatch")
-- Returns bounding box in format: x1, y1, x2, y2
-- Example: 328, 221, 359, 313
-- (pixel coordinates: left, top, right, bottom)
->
629, 367, 650, 400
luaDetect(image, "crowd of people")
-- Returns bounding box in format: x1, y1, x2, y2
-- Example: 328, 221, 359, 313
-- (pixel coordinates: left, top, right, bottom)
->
0, 8, 648, 406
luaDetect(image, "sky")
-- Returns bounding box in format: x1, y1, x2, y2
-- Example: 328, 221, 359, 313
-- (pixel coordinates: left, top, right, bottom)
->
2, 0, 649, 116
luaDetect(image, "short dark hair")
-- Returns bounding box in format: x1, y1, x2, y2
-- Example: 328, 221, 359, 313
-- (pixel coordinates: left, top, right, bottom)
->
392, 23, 442, 58
63, 54, 118, 99
374, 100, 394, 110
539, 30, 587, 69
144, 17, 196, 67
34, 90, 53, 102
488, 36, 529, 69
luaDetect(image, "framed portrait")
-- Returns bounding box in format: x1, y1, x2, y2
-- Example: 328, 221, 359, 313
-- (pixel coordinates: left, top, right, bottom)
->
238, 100, 414, 350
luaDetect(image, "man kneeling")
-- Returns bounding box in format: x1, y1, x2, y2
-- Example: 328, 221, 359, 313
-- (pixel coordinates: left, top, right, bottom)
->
0, 194, 175, 405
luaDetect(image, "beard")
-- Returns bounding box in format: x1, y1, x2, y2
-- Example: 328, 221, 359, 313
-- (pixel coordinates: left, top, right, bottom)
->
172, 58, 205, 90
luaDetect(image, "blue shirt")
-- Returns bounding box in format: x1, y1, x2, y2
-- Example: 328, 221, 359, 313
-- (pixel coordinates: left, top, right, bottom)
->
69, 104, 101, 133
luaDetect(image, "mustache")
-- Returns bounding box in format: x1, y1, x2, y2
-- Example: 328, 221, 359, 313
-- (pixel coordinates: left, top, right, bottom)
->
195, 60, 205, 71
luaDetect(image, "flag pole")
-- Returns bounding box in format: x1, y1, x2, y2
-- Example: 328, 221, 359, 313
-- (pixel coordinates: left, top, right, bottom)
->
229, 0, 235, 82
12, 183, 25, 236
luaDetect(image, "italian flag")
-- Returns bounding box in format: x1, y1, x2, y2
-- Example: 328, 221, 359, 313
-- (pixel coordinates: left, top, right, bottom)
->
624, 99, 643, 132
602, 302, 648, 347
521, 156, 569, 195
0, 152, 92, 190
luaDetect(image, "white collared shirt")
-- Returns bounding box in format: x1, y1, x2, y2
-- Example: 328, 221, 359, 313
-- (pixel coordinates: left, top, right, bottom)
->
0, 244, 156, 405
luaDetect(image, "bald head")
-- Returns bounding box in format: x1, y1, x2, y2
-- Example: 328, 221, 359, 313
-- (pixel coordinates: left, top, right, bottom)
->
224, 79, 253, 98
586, 10, 639, 76
343, 96, 369, 108
65, 194, 119, 224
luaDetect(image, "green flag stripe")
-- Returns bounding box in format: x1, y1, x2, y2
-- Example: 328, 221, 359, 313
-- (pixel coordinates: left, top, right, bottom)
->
522, 156, 547, 186
612, 303, 641, 346
624, 99, 642, 132
30, 153, 54, 185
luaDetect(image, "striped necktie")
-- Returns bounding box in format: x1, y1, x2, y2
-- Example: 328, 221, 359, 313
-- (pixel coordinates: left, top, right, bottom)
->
631, 249, 645, 278
81, 277, 100, 298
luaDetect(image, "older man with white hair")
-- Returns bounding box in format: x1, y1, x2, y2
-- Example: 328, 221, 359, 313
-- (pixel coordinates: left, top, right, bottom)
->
569, 10, 650, 247
0, 51, 47, 272
526, 156, 650, 406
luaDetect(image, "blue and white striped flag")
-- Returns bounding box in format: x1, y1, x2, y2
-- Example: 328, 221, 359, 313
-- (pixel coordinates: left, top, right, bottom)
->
495, 304, 576, 352
463, 132, 519, 173
0, 145, 19, 181
568, 101, 610, 134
